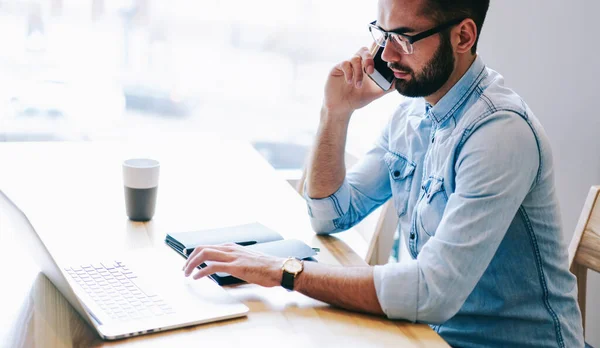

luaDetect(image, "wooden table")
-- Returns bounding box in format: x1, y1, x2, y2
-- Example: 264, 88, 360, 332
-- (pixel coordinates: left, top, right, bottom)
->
0, 136, 447, 347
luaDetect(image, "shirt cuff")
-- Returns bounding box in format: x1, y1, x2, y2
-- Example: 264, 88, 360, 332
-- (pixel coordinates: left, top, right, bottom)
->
303, 179, 350, 220
373, 260, 419, 322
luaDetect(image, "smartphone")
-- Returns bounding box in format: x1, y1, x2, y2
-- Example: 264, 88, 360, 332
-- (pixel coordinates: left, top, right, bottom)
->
366, 45, 395, 91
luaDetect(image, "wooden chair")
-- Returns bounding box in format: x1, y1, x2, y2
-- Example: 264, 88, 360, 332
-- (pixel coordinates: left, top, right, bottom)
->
569, 185, 600, 339
294, 152, 398, 266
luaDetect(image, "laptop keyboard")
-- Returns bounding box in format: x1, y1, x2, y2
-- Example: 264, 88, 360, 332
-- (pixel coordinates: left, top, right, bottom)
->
64, 261, 175, 321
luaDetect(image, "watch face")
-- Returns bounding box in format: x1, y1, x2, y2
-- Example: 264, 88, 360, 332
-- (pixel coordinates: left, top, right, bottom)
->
284, 258, 303, 273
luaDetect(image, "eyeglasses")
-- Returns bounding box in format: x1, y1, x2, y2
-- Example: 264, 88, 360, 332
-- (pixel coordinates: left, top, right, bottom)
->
369, 18, 465, 54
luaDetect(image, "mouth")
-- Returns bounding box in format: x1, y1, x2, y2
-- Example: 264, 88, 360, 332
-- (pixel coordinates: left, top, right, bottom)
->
392, 70, 411, 79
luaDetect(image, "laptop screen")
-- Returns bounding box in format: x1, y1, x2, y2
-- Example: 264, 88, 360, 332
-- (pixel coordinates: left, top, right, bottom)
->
0, 190, 96, 328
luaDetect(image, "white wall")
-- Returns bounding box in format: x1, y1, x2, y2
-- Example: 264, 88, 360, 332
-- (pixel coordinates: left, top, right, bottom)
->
478, 1, 600, 345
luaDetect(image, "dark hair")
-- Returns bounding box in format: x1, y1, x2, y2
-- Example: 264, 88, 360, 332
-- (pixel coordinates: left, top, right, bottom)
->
422, 0, 490, 54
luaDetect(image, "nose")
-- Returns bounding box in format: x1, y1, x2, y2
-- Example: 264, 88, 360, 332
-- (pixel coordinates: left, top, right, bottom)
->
381, 39, 402, 64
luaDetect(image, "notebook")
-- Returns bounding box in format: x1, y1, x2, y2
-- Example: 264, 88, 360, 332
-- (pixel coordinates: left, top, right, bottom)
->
165, 223, 317, 285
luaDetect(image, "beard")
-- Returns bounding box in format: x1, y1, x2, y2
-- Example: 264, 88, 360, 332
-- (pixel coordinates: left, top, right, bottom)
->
390, 32, 455, 98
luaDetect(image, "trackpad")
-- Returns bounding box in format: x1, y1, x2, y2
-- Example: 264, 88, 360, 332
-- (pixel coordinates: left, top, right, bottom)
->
182, 278, 241, 305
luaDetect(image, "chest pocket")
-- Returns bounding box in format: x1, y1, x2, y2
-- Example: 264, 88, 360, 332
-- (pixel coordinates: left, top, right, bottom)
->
418, 176, 448, 237
383, 152, 416, 217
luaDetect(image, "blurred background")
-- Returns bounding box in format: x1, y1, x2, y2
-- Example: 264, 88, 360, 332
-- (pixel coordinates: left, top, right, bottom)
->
0, 0, 402, 172
1, 2, 599, 344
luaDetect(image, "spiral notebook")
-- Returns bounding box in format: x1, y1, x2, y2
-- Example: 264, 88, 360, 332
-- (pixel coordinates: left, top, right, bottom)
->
165, 223, 317, 285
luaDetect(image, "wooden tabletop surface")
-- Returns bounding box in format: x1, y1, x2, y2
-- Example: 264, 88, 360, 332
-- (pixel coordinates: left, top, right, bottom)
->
0, 137, 448, 348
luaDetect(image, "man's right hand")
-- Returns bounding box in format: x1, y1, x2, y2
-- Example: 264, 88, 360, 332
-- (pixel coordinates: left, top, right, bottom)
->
307, 46, 395, 199
322, 46, 395, 117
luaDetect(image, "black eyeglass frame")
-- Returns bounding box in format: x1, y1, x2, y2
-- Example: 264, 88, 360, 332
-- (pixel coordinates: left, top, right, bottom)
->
369, 17, 466, 45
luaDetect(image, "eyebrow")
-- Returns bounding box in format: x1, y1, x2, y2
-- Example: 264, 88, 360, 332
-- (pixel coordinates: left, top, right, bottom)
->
388, 26, 416, 34
375, 21, 416, 34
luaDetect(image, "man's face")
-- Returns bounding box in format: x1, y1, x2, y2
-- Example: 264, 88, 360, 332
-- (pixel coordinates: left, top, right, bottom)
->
378, 0, 456, 98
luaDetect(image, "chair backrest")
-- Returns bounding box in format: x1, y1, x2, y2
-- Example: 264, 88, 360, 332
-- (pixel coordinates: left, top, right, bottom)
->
568, 185, 600, 335
364, 199, 398, 265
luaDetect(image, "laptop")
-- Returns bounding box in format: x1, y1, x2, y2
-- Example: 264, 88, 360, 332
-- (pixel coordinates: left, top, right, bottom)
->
0, 190, 249, 340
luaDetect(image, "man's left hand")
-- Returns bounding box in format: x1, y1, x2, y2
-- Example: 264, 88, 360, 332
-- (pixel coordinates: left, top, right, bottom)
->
182, 243, 284, 287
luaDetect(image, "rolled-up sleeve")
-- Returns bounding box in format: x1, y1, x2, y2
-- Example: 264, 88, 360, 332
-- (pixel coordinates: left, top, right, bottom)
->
304, 121, 394, 234
303, 178, 351, 221
373, 112, 540, 324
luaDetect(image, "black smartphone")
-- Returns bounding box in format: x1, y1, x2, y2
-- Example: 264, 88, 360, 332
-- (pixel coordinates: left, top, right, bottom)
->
366, 45, 395, 91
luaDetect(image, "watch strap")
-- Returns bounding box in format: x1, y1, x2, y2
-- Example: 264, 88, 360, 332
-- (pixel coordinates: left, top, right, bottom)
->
281, 269, 295, 291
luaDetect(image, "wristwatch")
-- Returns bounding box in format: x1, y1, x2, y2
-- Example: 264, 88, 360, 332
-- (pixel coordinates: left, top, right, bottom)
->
281, 257, 304, 291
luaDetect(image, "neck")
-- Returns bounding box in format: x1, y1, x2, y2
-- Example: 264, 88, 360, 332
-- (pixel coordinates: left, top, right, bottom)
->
425, 54, 477, 106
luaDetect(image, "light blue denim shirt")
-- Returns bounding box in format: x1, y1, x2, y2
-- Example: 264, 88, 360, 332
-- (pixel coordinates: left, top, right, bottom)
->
304, 56, 584, 348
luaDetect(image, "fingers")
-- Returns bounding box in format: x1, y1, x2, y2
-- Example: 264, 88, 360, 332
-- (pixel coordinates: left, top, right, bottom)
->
337, 61, 354, 85
183, 247, 234, 277
353, 47, 375, 87
192, 261, 230, 280
334, 47, 375, 89
183, 243, 236, 270
350, 55, 363, 88
359, 47, 375, 75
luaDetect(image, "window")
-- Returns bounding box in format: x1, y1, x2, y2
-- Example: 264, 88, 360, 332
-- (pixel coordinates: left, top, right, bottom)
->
0, 0, 402, 169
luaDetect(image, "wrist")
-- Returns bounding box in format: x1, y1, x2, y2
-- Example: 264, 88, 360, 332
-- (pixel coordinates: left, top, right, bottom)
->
270, 257, 287, 287
291, 259, 308, 292
280, 257, 305, 291
320, 105, 353, 125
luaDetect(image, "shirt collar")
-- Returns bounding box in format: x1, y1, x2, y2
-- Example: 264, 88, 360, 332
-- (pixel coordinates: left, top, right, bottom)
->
427, 55, 487, 127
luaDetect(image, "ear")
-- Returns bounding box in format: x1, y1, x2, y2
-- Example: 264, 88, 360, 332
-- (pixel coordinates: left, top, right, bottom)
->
453, 19, 477, 54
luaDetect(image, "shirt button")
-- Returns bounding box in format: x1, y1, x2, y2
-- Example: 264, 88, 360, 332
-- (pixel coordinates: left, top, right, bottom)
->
393, 170, 400, 178
410, 233, 415, 240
